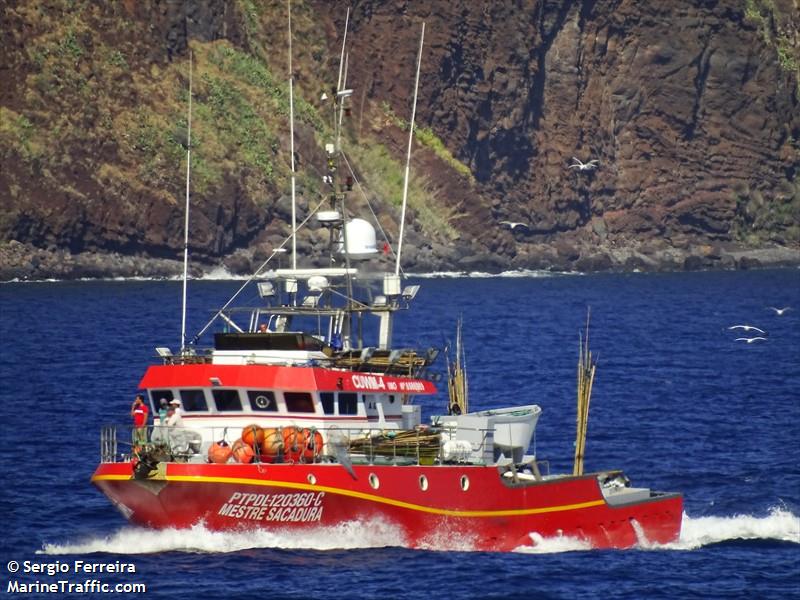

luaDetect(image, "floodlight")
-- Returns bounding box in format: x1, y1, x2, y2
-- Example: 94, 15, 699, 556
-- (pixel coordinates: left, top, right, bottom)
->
307, 275, 330, 292
257, 281, 275, 298
402, 285, 420, 300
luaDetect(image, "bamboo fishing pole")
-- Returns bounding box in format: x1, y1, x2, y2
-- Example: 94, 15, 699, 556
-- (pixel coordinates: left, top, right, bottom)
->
573, 310, 596, 476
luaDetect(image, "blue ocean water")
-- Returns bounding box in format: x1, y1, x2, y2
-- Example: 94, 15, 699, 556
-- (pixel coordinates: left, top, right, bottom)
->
1, 269, 798, 599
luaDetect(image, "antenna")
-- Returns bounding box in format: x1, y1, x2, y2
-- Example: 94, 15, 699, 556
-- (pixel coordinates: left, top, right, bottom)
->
336, 8, 350, 100
288, 0, 297, 272
180, 50, 193, 353
335, 8, 350, 154
395, 22, 425, 277
337, 51, 349, 150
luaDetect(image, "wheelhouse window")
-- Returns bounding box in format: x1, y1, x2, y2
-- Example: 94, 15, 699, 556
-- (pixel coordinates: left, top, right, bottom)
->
320, 392, 335, 415
364, 394, 377, 409
212, 389, 242, 412
149, 389, 174, 411
285, 392, 315, 413
248, 390, 277, 412
179, 389, 208, 412
338, 392, 358, 415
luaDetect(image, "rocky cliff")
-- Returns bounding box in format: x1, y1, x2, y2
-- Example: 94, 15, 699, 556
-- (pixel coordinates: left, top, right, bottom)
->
1, 0, 798, 280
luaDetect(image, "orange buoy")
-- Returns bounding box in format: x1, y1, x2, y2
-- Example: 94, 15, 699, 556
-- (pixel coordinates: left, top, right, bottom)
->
260, 428, 282, 461
232, 439, 255, 464
282, 427, 306, 463
241, 424, 265, 449
302, 428, 324, 462
208, 442, 233, 464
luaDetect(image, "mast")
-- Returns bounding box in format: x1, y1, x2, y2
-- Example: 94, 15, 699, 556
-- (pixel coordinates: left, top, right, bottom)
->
335, 10, 354, 347
180, 51, 193, 353
288, 0, 297, 272
395, 22, 425, 277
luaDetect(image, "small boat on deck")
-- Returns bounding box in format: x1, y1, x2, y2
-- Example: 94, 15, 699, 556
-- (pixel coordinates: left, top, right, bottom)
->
91, 17, 682, 552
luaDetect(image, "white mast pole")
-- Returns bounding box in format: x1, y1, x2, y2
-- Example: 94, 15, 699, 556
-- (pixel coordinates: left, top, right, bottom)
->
288, 0, 297, 271
180, 51, 193, 353
335, 8, 350, 156
337, 8, 350, 98
337, 52, 349, 139
395, 22, 425, 277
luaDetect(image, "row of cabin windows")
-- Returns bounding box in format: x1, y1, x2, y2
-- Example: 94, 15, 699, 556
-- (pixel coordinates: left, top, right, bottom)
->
148, 388, 365, 415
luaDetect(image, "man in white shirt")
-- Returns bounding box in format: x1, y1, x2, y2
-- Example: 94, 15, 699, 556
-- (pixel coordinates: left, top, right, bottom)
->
166, 399, 183, 427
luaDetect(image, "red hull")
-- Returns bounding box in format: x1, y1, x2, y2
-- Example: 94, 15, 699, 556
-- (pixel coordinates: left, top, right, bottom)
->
92, 462, 682, 552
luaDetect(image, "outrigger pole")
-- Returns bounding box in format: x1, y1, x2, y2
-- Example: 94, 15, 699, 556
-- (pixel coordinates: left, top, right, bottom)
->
180, 51, 193, 353
395, 22, 425, 277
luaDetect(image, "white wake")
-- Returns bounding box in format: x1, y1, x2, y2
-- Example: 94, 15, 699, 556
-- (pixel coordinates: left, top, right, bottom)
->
515, 506, 799, 554
657, 506, 800, 550
38, 508, 798, 556
38, 520, 406, 555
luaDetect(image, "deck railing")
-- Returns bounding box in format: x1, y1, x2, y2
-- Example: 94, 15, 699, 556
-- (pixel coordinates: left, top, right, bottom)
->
100, 426, 118, 463
99, 423, 547, 474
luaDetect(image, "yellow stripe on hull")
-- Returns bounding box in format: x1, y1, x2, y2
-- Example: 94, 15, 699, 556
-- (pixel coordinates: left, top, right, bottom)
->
92, 472, 605, 518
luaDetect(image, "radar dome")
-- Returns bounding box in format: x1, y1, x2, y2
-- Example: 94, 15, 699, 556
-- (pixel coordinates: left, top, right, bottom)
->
337, 218, 378, 260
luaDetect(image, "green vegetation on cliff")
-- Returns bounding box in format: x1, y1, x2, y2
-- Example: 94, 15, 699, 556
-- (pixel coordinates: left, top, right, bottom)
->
744, 0, 800, 91
1, 0, 455, 257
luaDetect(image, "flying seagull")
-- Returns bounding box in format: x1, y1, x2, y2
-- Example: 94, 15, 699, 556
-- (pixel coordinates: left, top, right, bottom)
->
735, 337, 767, 344
728, 325, 765, 334
768, 306, 792, 316
499, 221, 529, 231
568, 157, 600, 171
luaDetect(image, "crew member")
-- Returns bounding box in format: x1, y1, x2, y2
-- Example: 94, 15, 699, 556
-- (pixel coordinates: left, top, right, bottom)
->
131, 394, 149, 447
166, 399, 183, 428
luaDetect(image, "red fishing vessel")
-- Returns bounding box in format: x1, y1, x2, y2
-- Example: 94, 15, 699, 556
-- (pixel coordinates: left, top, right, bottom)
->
92, 326, 682, 552
92, 17, 682, 552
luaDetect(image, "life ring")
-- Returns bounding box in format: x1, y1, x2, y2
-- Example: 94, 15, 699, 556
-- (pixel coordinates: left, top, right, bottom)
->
253, 394, 273, 410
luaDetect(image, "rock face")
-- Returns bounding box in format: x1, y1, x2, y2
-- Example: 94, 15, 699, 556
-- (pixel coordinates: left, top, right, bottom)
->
0, 0, 798, 279
337, 0, 798, 263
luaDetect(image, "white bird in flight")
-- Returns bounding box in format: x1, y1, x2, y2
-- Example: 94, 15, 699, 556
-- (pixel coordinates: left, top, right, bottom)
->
568, 157, 600, 171
735, 337, 767, 343
768, 306, 792, 316
728, 325, 765, 334
500, 221, 529, 231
